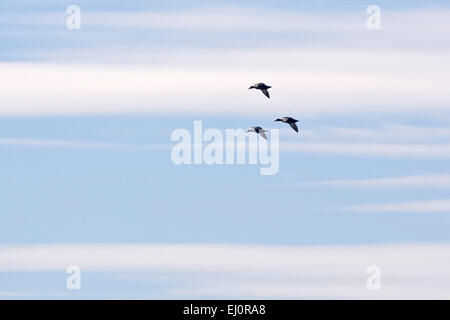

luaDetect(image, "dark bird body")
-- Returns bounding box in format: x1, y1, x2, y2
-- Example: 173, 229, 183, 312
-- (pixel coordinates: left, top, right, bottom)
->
249, 83, 271, 99
275, 117, 299, 133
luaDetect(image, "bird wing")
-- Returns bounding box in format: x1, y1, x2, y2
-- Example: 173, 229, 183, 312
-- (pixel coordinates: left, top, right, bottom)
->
259, 130, 268, 140
261, 89, 270, 99
289, 122, 299, 133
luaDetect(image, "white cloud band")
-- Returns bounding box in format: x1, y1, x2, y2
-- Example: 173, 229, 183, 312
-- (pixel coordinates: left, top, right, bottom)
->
1, 242, 450, 298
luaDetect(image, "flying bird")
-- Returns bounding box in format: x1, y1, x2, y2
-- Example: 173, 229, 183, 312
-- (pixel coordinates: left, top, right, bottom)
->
247, 126, 268, 140
274, 117, 299, 133
248, 83, 271, 99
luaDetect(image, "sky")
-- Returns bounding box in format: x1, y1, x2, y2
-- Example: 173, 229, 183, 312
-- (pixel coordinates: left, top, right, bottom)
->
1, 0, 450, 299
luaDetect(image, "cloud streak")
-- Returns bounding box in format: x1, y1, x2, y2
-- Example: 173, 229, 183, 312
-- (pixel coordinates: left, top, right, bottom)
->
3, 8, 450, 37
1, 51, 449, 116
1, 242, 450, 298
3, 137, 450, 161
301, 125, 450, 143
345, 199, 450, 213
282, 142, 450, 159
286, 174, 450, 188
0, 138, 167, 150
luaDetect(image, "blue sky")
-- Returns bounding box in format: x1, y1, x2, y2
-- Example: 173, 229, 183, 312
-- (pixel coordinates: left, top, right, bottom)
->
1, 0, 450, 299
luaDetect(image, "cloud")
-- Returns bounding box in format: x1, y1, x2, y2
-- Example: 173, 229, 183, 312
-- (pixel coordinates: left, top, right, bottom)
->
282, 142, 450, 158
0, 56, 449, 117
345, 199, 450, 213
3, 137, 450, 161
301, 125, 450, 143
3, 8, 450, 37
0, 138, 167, 150
284, 174, 450, 188
1, 242, 450, 298
1, 10, 357, 31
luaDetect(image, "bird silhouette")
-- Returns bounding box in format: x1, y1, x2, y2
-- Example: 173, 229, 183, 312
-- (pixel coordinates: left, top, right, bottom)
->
248, 83, 271, 99
247, 126, 268, 140
274, 117, 299, 133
